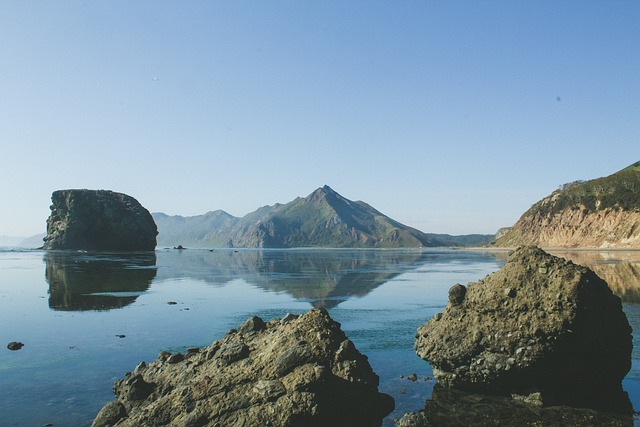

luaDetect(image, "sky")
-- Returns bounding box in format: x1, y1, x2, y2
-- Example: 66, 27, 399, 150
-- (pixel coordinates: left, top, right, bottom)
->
1, 1, 638, 237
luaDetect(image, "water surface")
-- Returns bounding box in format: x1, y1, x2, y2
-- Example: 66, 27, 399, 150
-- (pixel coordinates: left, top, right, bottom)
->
1, 248, 639, 426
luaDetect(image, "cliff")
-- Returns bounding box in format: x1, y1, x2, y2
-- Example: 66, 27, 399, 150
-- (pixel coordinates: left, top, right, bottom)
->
496, 162, 640, 248
42, 189, 158, 251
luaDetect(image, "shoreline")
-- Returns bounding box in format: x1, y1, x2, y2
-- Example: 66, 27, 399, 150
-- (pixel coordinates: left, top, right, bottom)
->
467, 246, 640, 253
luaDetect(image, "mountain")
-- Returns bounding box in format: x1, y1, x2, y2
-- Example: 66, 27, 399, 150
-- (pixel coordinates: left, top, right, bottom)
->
153, 210, 239, 248
495, 161, 640, 248
154, 186, 494, 248
0, 235, 25, 247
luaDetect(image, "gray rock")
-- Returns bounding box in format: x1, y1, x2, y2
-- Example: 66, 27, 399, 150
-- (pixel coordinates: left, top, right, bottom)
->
7, 341, 24, 351
414, 246, 633, 414
92, 308, 393, 427
42, 189, 157, 251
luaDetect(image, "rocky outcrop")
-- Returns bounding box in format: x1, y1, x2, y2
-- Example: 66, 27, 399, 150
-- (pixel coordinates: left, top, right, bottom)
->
414, 246, 632, 413
42, 190, 157, 251
495, 207, 640, 248
495, 162, 640, 248
92, 308, 393, 427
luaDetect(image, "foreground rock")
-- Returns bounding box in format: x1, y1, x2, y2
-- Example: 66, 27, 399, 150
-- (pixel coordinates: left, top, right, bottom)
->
42, 189, 157, 251
415, 246, 632, 413
92, 308, 393, 427
396, 385, 632, 427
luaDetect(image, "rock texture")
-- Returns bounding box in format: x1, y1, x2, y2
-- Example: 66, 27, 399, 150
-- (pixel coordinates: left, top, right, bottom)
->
414, 246, 632, 413
92, 308, 393, 427
496, 208, 640, 248
43, 190, 157, 251
495, 162, 640, 248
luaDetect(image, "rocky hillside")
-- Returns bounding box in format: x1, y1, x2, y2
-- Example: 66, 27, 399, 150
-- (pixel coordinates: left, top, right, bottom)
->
496, 162, 640, 248
154, 186, 494, 248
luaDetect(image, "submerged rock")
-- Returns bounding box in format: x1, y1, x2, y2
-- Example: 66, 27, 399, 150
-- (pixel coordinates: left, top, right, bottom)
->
92, 308, 393, 427
414, 246, 632, 413
42, 189, 157, 251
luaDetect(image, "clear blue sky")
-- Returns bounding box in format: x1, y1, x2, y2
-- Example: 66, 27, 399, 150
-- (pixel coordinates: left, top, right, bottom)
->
1, 1, 638, 237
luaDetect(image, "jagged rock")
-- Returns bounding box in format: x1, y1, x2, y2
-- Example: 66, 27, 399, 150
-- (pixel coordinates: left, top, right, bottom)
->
92, 308, 394, 427
42, 189, 157, 251
414, 246, 632, 413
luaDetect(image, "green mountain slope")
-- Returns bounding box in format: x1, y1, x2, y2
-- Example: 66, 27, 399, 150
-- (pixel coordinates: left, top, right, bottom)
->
495, 161, 640, 248
154, 186, 494, 248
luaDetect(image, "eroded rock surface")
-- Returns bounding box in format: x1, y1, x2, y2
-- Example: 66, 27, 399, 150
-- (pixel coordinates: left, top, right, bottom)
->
43, 189, 157, 251
92, 308, 393, 427
415, 246, 632, 413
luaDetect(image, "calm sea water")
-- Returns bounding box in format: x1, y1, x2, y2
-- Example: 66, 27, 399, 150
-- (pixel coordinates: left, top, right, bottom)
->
1, 248, 639, 426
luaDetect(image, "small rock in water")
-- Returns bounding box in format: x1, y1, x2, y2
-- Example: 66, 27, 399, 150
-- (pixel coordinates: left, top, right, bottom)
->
407, 373, 418, 382
116, 335, 126, 339
167, 301, 177, 305
7, 341, 24, 351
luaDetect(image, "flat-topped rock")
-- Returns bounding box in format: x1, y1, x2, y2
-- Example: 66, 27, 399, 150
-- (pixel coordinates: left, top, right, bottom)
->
42, 189, 157, 251
92, 308, 394, 427
414, 246, 632, 413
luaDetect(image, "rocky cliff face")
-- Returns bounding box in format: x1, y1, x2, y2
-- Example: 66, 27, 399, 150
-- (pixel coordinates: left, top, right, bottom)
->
92, 308, 393, 427
496, 206, 640, 248
496, 162, 640, 248
414, 246, 632, 413
43, 190, 157, 251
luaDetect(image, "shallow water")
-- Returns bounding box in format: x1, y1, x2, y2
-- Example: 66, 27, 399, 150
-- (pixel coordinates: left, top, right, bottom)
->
0, 248, 639, 426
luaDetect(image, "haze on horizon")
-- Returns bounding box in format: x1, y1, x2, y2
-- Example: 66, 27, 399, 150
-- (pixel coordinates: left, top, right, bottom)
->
1, 1, 638, 238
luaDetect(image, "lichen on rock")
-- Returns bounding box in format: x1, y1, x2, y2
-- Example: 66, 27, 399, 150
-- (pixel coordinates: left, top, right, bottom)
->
414, 246, 633, 414
92, 308, 394, 427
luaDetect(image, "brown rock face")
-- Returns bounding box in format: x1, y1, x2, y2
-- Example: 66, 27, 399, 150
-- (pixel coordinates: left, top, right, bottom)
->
92, 308, 393, 427
42, 189, 157, 251
414, 246, 633, 413
496, 207, 640, 248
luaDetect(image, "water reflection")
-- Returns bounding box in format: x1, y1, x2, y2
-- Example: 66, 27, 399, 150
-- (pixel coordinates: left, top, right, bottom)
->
404, 384, 633, 426
155, 249, 434, 308
550, 251, 640, 303
44, 251, 157, 311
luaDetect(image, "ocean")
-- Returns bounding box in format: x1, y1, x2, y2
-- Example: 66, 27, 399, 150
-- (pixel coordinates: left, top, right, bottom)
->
1, 248, 638, 426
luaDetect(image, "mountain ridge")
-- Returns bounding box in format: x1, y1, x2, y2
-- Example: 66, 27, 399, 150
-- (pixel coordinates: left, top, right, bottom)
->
495, 162, 640, 248
153, 186, 494, 248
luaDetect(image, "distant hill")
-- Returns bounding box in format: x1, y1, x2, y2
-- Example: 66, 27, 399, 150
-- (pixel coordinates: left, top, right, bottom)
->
0, 233, 46, 248
154, 186, 494, 248
495, 161, 640, 248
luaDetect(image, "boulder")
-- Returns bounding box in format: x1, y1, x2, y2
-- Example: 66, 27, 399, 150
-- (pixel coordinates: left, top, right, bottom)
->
414, 246, 632, 413
92, 308, 394, 427
42, 189, 157, 251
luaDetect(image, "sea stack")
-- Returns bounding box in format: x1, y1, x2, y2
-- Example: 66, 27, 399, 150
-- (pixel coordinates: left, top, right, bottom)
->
414, 246, 632, 414
42, 189, 157, 251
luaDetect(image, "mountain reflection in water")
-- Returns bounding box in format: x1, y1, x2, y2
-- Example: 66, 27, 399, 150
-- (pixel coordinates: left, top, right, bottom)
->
155, 249, 430, 308
551, 251, 640, 303
45, 251, 157, 311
